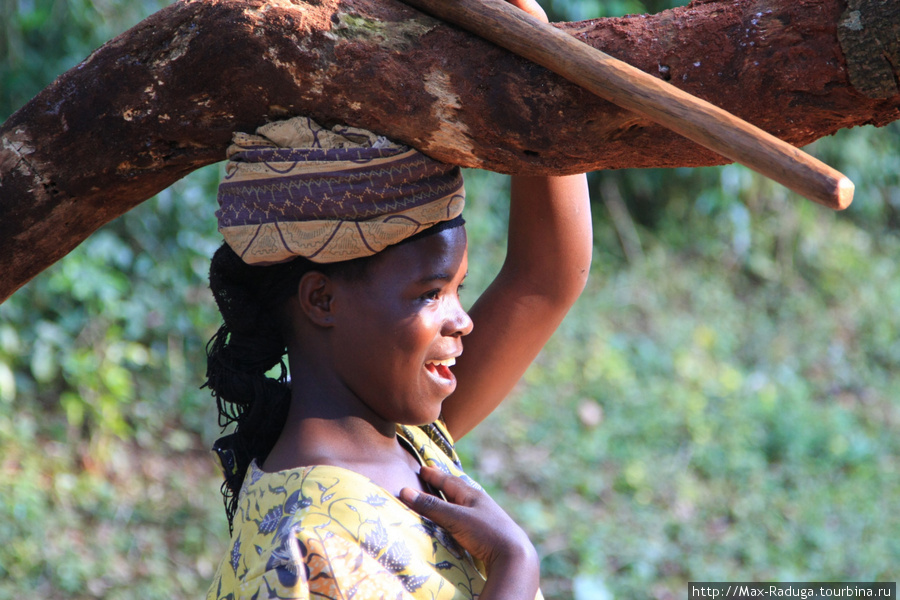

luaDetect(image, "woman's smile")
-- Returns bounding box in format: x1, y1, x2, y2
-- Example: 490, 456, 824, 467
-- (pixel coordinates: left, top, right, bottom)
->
424, 355, 459, 391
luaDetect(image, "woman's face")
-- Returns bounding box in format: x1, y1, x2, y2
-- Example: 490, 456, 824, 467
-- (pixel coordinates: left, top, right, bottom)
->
330, 226, 473, 426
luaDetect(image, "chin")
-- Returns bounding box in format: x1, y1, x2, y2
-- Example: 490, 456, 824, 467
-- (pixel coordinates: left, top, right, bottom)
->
398, 403, 444, 427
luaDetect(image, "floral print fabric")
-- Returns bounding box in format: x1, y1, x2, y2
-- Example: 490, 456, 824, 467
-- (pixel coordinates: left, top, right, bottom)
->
206, 422, 492, 600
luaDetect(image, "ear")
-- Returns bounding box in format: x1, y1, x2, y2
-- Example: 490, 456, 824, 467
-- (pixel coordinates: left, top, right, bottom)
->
296, 271, 336, 327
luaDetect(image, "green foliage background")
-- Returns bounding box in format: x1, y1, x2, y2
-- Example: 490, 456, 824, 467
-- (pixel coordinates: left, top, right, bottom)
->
1, 0, 898, 598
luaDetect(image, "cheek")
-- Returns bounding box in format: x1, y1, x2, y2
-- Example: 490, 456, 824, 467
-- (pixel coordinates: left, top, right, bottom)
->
350, 301, 441, 372
411, 310, 444, 344
381, 319, 441, 378
392, 318, 434, 358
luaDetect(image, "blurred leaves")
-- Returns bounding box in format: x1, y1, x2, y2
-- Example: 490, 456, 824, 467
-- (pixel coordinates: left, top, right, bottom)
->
2, 0, 900, 598
1, 0, 174, 119
0, 164, 227, 597
460, 127, 900, 597
2, 3, 228, 595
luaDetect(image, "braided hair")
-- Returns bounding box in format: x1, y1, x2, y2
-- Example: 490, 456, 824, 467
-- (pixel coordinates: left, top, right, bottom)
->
204, 243, 367, 531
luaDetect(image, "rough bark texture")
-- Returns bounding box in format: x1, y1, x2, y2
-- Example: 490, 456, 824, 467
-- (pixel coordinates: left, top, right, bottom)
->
1, 0, 898, 303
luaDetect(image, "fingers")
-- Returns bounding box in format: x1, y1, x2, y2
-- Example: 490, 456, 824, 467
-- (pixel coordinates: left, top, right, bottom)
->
399, 467, 538, 575
398, 486, 439, 513
398, 467, 482, 525
417, 466, 479, 506
398, 483, 466, 528
504, 0, 549, 22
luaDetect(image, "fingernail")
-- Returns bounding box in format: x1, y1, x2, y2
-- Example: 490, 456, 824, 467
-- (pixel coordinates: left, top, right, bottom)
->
399, 488, 419, 504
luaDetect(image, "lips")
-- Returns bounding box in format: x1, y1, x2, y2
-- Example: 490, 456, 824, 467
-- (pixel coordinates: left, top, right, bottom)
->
425, 357, 456, 382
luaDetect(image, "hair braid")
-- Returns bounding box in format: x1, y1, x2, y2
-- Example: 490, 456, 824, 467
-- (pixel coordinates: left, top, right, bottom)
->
204, 244, 310, 531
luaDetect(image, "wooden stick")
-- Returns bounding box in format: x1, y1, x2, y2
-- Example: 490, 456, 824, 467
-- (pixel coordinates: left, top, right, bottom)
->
401, 0, 854, 210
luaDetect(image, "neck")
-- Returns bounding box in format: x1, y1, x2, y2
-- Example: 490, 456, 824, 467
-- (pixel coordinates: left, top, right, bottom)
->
261, 362, 402, 472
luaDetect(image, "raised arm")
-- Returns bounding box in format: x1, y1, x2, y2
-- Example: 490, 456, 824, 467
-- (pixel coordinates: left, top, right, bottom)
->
439, 0, 592, 439
441, 173, 592, 439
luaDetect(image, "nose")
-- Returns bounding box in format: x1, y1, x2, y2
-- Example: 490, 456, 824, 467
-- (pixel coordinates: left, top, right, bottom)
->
443, 295, 474, 338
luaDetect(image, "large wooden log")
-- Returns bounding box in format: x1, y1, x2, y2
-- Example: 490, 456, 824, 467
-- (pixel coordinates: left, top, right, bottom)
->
1, 0, 898, 303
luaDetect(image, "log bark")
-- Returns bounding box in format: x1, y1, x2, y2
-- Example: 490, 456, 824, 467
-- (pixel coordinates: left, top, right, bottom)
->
1, 0, 898, 303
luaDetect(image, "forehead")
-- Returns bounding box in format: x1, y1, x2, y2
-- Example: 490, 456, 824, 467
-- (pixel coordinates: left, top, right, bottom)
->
368, 226, 468, 280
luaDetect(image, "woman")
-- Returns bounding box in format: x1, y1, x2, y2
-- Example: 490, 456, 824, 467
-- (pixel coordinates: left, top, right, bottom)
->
205, 17, 591, 600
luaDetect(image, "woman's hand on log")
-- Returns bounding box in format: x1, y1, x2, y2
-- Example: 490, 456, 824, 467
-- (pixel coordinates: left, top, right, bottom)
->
503, 0, 548, 23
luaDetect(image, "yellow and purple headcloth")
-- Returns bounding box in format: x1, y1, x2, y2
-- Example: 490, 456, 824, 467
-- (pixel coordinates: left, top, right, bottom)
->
216, 116, 465, 265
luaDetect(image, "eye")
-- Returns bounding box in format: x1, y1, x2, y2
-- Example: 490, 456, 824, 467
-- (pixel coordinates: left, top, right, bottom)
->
421, 289, 441, 302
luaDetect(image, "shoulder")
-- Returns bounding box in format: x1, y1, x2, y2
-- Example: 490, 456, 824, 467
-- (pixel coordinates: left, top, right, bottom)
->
214, 463, 413, 598
209, 460, 485, 600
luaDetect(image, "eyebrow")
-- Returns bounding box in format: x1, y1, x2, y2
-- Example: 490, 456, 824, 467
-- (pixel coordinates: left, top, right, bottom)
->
416, 271, 468, 285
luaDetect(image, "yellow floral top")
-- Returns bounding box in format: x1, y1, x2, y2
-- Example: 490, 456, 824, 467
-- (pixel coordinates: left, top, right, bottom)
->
206, 421, 533, 600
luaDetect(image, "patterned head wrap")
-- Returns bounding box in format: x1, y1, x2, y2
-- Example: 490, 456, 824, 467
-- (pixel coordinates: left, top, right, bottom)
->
216, 116, 465, 265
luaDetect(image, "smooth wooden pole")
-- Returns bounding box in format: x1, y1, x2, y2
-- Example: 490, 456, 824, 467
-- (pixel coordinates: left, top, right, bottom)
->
401, 0, 854, 209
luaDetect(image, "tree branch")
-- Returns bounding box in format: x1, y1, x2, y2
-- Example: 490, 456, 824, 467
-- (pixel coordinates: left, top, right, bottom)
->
0, 0, 898, 303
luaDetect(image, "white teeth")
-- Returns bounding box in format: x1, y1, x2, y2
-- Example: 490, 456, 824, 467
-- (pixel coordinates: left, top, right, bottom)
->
426, 358, 456, 367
